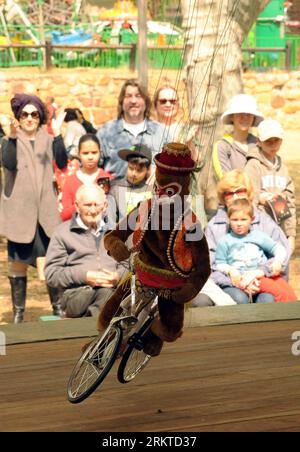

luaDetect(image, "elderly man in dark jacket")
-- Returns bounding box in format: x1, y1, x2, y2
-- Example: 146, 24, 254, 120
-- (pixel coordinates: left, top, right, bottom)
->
45, 185, 125, 318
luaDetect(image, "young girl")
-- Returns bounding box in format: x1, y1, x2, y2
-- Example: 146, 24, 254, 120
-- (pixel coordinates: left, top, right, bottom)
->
61, 134, 113, 221
213, 94, 264, 179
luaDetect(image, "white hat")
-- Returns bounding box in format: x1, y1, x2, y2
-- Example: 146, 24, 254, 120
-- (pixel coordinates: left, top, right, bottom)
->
257, 119, 284, 142
221, 94, 264, 127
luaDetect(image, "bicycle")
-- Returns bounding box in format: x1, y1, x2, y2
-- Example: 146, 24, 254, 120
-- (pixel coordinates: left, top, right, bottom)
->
67, 267, 158, 404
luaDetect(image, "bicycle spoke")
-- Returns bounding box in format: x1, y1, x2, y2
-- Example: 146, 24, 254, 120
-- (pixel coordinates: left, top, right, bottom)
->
67, 325, 122, 403
123, 349, 150, 380
72, 363, 100, 397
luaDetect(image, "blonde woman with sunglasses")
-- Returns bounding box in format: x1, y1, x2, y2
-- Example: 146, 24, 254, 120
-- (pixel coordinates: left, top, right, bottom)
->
0, 93, 68, 323
154, 86, 182, 142
205, 170, 291, 304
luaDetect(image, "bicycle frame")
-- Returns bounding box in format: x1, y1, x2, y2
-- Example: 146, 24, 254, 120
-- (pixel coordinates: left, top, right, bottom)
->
109, 272, 158, 337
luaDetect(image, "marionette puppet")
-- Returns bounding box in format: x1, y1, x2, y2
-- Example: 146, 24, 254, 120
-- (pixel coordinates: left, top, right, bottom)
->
100, 142, 211, 356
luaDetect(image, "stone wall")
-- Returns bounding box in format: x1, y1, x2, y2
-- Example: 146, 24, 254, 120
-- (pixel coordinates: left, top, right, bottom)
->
244, 71, 300, 129
0, 67, 300, 130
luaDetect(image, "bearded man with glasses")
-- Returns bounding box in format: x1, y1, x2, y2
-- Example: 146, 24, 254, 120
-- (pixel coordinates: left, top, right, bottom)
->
97, 79, 167, 181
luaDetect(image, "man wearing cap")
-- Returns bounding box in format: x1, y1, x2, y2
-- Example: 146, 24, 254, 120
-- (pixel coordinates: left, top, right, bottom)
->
245, 119, 296, 254
101, 142, 211, 356
213, 93, 264, 180
108, 144, 153, 224
96, 79, 167, 181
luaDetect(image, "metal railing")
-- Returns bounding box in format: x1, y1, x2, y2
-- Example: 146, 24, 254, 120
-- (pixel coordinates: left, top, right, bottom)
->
0, 42, 184, 70
0, 41, 297, 70
242, 42, 293, 70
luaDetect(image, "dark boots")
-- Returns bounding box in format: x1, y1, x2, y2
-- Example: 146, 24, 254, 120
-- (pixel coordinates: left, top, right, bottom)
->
8, 276, 27, 324
46, 285, 64, 318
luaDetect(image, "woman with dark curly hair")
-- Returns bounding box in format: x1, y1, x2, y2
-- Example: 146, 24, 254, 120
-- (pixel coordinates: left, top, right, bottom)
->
0, 93, 68, 323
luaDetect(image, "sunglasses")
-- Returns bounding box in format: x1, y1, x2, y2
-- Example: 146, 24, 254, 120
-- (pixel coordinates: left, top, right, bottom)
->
20, 111, 40, 120
158, 99, 178, 105
224, 188, 248, 198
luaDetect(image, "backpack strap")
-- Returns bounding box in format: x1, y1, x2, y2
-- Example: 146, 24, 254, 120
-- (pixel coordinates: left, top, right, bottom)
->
212, 134, 234, 180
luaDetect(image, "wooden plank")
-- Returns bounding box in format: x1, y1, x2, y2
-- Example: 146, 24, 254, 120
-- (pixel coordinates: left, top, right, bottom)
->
2, 302, 300, 346
2, 317, 98, 346
1, 320, 300, 432
184, 302, 300, 327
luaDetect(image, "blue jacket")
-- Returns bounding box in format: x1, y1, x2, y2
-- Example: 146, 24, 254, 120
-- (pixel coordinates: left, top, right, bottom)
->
215, 229, 285, 273
205, 206, 291, 287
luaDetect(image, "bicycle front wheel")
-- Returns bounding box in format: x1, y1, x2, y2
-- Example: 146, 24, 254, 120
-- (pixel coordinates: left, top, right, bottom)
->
117, 317, 152, 384
67, 324, 123, 404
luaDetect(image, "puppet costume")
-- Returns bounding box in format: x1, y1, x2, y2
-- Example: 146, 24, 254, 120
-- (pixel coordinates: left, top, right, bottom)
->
101, 143, 211, 356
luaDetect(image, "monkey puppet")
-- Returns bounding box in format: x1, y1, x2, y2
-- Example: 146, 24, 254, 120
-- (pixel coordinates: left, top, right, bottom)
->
100, 143, 211, 356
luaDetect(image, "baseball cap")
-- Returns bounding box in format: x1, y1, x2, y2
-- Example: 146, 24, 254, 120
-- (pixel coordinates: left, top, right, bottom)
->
257, 119, 284, 142
118, 144, 152, 163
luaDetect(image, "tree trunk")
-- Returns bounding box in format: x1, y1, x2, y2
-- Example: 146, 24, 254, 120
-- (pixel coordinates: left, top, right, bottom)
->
180, 0, 270, 213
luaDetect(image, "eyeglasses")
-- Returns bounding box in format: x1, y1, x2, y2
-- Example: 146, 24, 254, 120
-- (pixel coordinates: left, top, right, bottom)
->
81, 203, 105, 212
224, 188, 248, 199
158, 99, 178, 105
20, 111, 40, 120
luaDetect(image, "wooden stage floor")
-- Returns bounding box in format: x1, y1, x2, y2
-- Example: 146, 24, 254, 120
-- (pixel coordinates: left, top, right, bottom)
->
1, 320, 300, 432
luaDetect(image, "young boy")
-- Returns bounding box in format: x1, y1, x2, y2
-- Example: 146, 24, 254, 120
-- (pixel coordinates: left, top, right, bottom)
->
245, 119, 296, 254
215, 198, 296, 303
107, 144, 153, 224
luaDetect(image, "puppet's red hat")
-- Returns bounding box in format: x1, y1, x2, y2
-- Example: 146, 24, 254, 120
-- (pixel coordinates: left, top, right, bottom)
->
154, 142, 196, 175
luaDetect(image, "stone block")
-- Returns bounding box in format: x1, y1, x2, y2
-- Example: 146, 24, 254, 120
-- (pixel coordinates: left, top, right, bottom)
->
253, 83, 273, 94
69, 83, 89, 95
285, 89, 300, 101
283, 102, 300, 114
78, 97, 93, 108
244, 78, 257, 89
271, 73, 289, 87
257, 93, 272, 104
98, 94, 117, 109
92, 108, 115, 126
54, 85, 72, 98
99, 76, 111, 86
271, 94, 286, 109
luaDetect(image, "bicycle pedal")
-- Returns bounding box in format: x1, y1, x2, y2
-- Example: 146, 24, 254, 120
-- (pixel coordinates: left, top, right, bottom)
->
128, 333, 145, 351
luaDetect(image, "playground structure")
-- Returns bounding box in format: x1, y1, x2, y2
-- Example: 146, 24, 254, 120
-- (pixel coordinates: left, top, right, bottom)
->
0, 0, 299, 70
0, 0, 184, 69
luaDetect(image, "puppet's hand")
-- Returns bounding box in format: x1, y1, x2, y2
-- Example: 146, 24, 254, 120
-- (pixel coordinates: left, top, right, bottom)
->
107, 239, 130, 263
172, 283, 196, 304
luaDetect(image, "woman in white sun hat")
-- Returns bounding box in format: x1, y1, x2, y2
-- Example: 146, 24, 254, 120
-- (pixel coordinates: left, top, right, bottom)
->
212, 93, 264, 180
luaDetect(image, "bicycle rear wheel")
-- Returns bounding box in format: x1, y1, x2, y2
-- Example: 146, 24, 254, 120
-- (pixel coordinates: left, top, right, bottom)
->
117, 317, 152, 384
67, 324, 123, 403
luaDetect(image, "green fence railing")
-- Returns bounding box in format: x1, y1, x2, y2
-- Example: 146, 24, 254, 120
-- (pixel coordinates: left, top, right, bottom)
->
1, 22, 300, 71
0, 43, 185, 70
0, 41, 298, 71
